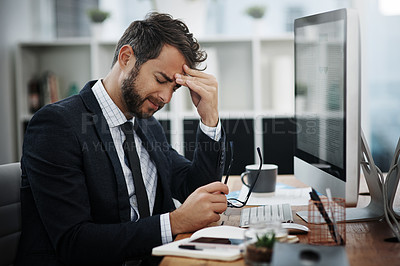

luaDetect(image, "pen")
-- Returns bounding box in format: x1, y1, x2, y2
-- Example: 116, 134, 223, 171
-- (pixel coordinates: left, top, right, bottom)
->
309, 188, 344, 245
326, 188, 344, 245
179, 244, 203, 251
179, 244, 239, 251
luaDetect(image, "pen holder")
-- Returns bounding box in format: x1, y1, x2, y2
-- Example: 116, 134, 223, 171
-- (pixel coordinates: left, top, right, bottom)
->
308, 197, 346, 246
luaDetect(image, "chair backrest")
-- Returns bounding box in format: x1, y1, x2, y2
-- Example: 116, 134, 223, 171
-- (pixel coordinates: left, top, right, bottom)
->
0, 162, 21, 266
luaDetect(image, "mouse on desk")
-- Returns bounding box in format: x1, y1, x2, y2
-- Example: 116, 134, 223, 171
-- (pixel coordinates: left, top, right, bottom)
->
282, 223, 310, 234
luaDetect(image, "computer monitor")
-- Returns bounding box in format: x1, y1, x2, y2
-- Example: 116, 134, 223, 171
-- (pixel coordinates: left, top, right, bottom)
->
293, 8, 384, 222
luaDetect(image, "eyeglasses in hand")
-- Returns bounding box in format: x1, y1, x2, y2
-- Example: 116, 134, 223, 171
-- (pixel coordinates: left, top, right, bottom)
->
223, 144, 263, 208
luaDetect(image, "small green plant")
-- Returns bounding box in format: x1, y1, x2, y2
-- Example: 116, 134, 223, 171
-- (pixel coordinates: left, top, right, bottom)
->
255, 232, 275, 249
87, 8, 110, 23
245, 5, 267, 19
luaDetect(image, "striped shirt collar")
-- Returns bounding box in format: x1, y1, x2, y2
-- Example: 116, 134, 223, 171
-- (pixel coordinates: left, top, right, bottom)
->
91, 79, 134, 128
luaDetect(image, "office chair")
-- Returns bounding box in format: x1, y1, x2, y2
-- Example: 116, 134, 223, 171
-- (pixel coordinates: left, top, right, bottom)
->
0, 162, 21, 266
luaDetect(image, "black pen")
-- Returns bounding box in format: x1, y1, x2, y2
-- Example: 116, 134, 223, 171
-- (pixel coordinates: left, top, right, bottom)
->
309, 188, 344, 245
178, 244, 203, 251
179, 244, 234, 251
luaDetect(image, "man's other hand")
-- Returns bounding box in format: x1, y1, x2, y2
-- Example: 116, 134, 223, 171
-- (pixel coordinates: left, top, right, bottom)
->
169, 181, 229, 235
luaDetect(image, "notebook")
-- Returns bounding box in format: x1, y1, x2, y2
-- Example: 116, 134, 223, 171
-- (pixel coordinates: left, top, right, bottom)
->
152, 225, 246, 261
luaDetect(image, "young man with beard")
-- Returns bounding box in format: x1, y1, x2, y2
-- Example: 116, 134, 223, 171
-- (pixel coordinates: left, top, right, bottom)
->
16, 13, 228, 265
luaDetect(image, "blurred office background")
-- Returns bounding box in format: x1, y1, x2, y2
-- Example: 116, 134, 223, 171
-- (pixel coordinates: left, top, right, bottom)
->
0, 0, 399, 171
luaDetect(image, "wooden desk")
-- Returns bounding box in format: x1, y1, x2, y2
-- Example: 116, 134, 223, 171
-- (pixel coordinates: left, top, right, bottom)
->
159, 175, 400, 266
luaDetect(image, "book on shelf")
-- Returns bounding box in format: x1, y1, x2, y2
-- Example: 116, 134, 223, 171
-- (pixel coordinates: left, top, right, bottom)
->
41, 71, 60, 106
27, 76, 41, 113
27, 71, 60, 114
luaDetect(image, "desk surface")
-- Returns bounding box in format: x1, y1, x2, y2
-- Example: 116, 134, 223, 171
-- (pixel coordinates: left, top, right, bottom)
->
159, 175, 400, 266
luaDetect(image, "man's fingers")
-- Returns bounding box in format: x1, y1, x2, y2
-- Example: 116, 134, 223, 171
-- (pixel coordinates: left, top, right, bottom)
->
186, 80, 210, 97
183, 64, 208, 78
175, 74, 210, 88
213, 202, 228, 214
202, 181, 229, 195
209, 192, 228, 203
175, 65, 216, 87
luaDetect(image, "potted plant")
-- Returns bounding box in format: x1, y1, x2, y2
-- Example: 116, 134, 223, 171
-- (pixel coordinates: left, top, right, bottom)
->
87, 8, 110, 23
245, 231, 276, 264
245, 5, 267, 19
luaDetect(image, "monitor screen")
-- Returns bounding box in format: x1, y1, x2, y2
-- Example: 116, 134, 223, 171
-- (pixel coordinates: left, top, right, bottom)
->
295, 13, 346, 181
294, 8, 361, 209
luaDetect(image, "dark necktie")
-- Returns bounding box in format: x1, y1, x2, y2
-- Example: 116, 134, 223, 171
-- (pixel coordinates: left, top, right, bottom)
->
121, 121, 150, 218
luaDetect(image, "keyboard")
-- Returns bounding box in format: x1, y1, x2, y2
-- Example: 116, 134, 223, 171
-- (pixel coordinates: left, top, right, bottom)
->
239, 203, 293, 227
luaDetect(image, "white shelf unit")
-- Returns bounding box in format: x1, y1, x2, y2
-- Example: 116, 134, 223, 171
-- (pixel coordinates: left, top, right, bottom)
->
15, 35, 294, 160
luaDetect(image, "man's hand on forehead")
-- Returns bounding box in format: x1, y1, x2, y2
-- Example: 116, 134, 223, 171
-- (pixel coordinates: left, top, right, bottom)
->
175, 65, 219, 127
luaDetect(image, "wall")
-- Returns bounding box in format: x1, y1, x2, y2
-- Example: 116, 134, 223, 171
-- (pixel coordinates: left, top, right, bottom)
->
353, 0, 400, 171
0, 0, 34, 163
366, 0, 400, 170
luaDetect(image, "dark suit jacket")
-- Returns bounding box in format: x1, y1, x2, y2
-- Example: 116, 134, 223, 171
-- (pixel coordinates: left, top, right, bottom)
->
16, 81, 225, 265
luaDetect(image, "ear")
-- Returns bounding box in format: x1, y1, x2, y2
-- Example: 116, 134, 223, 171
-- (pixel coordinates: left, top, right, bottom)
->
118, 45, 135, 70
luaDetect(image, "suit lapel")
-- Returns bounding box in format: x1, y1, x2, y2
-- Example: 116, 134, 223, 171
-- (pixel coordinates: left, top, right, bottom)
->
79, 82, 131, 222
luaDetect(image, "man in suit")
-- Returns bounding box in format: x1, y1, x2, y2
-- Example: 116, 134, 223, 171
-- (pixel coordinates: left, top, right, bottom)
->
16, 12, 228, 265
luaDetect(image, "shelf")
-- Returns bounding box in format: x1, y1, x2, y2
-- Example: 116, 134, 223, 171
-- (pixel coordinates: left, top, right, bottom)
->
19, 38, 91, 46
198, 34, 294, 43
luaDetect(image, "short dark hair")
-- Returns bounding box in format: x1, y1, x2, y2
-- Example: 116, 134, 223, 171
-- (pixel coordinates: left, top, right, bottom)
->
111, 12, 207, 70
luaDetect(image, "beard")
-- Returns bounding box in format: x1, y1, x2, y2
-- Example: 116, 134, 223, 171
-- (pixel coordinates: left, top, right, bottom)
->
121, 66, 165, 119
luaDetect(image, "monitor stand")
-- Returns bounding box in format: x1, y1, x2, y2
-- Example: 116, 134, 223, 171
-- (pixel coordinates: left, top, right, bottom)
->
345, 130, 384, 221
297, 130, 391, 222
386, 137, 400, 219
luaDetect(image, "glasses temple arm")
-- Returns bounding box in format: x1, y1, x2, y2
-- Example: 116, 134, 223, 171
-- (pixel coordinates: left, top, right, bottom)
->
242, 147, 263, 204
223, 141, 234, 184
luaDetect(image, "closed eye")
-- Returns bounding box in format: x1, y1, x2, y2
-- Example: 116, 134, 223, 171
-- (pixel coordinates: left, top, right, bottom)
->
155, 72, 180, 92
155, 72, 173, 84
156, 77, 167, 84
